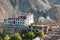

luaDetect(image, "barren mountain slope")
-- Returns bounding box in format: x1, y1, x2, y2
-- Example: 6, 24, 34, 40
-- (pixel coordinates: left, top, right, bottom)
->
0, 0, 60, 22
0, 0, 18, 22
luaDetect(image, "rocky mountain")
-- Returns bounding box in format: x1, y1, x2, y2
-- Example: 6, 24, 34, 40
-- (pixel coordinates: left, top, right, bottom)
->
0, 0, 22, 22
48, 0, 60, 5
9, 0, 60, 21
47, 6, 60, 21
0, 0, 60, 22
0, 0, 16, 22
9, 0, 51, 19
10, 0, 51, 12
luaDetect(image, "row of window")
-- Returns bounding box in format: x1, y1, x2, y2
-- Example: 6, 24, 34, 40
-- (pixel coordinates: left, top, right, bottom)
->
15, 22, 24, 24
4, 20, 25, 25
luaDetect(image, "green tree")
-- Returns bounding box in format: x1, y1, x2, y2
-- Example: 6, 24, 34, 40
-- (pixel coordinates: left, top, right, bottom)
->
35, 18, 38, 26
35, 18, 39, 30
10, 33, 22, 40
36, 30, 44, 38
4, 35, 10, 40
27, 32, 35, 40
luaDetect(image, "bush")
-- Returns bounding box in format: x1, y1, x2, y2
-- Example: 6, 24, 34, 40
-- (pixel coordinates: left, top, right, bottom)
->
36, 30, 44, 38
22, 32, 35, 40
4, 35, 10, 40
27, 32, 35, 39
10, 33, 22, 40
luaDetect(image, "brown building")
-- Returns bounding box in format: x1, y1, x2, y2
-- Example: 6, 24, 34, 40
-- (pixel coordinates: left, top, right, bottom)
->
28, 21, 60, 34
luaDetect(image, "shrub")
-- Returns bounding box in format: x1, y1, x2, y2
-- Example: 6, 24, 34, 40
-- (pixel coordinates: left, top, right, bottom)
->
36, 30, 44, 38
10, 33, 22, 40
4, 35, 10, 40
27, 32, 35, 39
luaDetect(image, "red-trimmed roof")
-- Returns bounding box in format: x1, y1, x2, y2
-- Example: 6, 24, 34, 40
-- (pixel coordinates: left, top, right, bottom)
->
4, 13, 33, 20
18, 16, 26, 19
8, 18, 17, 20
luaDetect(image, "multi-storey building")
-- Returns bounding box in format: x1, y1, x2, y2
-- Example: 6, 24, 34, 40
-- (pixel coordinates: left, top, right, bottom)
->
4, 18, 15, 25
14, 15, 26, 26
4, 13, 34, 26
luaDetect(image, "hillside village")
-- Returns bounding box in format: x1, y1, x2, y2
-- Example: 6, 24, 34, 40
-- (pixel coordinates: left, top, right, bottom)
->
0, 12, 60, 40
0, 0, 60, 40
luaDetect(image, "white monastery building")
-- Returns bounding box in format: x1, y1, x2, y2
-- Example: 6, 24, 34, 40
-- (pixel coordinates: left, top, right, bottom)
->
4, 13, 34, 26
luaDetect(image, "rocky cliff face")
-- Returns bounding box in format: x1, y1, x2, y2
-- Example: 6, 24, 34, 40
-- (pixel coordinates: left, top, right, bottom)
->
0, 0, 60, 22
0, 0, 22, 22
48, 0, 60, 5
10, 0, 51, 13
9, 0, 60, 21
47, 6, 60, 21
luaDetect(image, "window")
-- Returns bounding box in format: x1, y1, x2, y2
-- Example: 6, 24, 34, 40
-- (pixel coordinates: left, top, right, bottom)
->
21, 22, 24, 25
18, 22, 19, 25
16, 19, 17, 20
8, 21, 11, 23
29, 26, 31, 28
